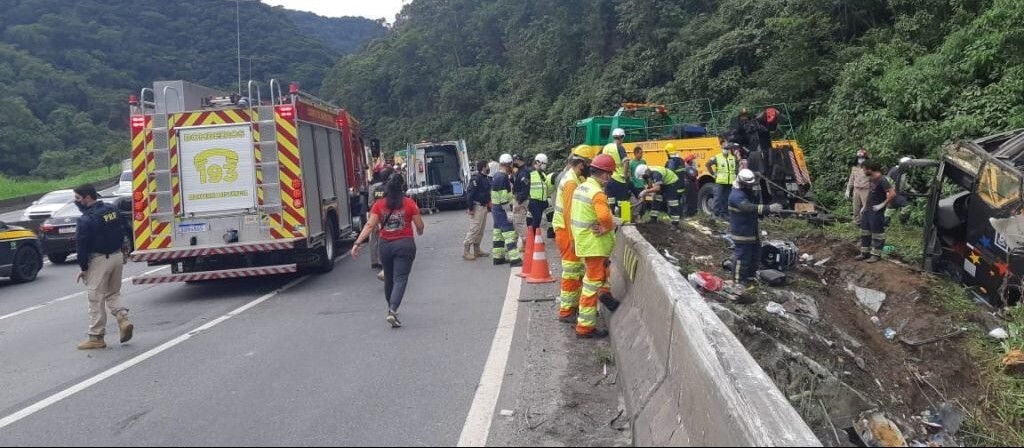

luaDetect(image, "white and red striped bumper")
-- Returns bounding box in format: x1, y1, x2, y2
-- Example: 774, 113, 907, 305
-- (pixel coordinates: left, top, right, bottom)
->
131, 238, 304, 263
132, 264, 298, 285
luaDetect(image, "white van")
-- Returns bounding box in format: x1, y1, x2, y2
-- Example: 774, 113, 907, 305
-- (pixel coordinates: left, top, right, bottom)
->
405, 140, 471, 207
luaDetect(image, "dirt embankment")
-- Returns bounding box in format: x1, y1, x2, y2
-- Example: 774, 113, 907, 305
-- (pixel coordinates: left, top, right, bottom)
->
639, 219, 997, 446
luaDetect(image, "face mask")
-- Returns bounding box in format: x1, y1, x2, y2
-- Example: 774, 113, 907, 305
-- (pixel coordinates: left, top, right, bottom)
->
723, 148, 730, 154
857, 158, 866, 165
581, 166, 592, 178
74, 200, 87, 212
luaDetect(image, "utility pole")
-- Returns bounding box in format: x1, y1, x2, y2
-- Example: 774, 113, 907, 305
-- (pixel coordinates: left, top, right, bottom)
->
236, 0, 242, 94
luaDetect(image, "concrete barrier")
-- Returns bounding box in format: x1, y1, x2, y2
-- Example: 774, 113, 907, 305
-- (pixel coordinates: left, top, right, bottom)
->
0, 177, 118, 214
608, 226, 820, 447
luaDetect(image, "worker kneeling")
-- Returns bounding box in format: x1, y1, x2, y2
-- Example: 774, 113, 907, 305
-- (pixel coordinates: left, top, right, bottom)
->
570, 154, 621, 339
635, 164, 681, 227
554, 150, 590, 324
729, 169, 782, 290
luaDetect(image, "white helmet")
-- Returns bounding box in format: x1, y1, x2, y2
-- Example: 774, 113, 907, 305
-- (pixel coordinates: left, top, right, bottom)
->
634, 164, 650, 179
737, 169, 757, 186
612, 128, 626, 138
499, 153, 513, 165
534, 153, 549, 165
899, 156, 912, 165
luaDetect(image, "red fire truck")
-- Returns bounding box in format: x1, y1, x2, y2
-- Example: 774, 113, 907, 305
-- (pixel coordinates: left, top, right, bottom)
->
127, 80, 368, 284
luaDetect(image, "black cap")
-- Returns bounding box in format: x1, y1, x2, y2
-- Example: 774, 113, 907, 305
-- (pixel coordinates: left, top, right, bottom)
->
512, 154, 524, 161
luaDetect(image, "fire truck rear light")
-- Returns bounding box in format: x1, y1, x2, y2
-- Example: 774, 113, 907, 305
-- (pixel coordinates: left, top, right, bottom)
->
133, 192, 144, 201
134, 212, 145, 221
134, 201, 145, 212
128, 95, 139, 106
293, 198, 304, 209
293, 188, 303, 200
291, 179, 303, 190
130, 115, 145, 130
289, 83, 299, 94
277, 105, 295, 120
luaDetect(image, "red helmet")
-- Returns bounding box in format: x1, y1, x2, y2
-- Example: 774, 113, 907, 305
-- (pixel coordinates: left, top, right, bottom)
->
683, 154, 697, 163
590, 154, 617, 173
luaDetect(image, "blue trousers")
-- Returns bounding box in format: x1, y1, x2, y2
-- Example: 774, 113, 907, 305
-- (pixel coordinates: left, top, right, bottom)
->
492, 204, 521, 263
860, 209, 886, 256
733, 242, 761, 284
715, 184, 732, 218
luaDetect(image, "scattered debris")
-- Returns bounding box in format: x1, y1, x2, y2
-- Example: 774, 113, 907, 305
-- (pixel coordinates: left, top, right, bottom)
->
989, 328, 1009, 340
766, 302, 787, 317
500, 409, 516, 418
688, 271, 724, 292
1003, 348, 1024, 369
758, 269, 789, 286
662, 249, 680, 265
884, 328, 898, 341
691, 255, 713, 263
800, 253, 815, 264
762, 240, 799, 271
854, 411, 909, 447
771, 290, 821, 320
848, 282, 888, 314
914, 403, 963, 447
845, 347, 868, 372
871, 316, 882, 326
814, 257, 832, 267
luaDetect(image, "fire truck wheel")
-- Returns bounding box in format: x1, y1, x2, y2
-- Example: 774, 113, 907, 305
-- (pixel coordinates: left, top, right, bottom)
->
316, 223, 336, 274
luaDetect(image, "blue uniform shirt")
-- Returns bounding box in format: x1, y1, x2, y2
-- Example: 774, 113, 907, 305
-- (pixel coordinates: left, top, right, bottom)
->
76, 201, 130, 272
728, 187, 767, 243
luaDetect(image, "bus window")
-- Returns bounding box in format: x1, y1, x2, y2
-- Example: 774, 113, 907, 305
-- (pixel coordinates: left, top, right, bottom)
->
977, 162, 1021, 209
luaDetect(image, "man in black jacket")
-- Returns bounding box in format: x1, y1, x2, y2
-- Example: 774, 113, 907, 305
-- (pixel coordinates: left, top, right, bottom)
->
73, 184, 133, 350
464, 160, 492, 261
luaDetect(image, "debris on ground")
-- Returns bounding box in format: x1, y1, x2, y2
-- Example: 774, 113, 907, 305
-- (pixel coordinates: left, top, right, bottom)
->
1003, 348, 1024, 369
854, 411, 908, 447
989, 328, 1009, 340
638, 219, 1002, 446
688, 271, 723, 292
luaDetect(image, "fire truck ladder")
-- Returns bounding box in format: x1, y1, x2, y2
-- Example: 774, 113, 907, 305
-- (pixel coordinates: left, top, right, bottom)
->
250, 80, 283, 230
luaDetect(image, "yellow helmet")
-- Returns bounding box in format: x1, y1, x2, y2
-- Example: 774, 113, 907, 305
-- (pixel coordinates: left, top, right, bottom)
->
664, 143, 676, 153
572, 145, 597, 160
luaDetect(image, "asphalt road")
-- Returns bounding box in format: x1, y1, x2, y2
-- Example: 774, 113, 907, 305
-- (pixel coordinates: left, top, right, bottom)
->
0, 186, 119, 223
0, 211, 517, 446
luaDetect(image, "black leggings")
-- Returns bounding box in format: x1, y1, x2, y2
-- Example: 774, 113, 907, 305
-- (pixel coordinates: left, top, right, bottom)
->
380, 238, 417, 312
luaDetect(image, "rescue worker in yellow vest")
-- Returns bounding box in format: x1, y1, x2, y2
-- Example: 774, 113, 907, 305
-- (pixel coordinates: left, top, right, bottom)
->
635, 164, 682, 227
554, 147, 591, 324
707, 139, 739, 218
491, 154, 522, 267
528, 153, 554, 233
601, 128, 633, 216
570, 154, 620, 339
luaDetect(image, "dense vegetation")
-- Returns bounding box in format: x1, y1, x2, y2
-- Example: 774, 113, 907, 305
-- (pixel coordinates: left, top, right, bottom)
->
324, 0, 1023, 207
280, 9, 387, 55
0, 0, 382, 181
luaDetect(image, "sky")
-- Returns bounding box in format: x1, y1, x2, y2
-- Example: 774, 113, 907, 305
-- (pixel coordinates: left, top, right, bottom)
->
261, 0, 409, 22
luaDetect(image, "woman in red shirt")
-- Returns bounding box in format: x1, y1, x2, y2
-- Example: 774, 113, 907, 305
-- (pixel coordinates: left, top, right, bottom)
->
352, 174, 425, 328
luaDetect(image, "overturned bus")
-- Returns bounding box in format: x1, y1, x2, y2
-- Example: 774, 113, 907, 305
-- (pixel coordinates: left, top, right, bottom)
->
918, 129, 1024, 307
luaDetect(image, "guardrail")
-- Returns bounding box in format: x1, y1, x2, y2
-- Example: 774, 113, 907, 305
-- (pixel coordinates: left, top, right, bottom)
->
607, 226, 820, 447
0, 177, 119, 215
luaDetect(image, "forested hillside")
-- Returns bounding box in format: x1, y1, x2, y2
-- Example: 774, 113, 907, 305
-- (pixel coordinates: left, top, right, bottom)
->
323, 0, 1024, 204
0, 0, 381, 180
280, 9, 387, 55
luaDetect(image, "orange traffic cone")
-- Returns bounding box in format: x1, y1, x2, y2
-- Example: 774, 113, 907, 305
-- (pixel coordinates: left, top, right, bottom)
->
526, 228, 556, 284
518, 226, 535, 278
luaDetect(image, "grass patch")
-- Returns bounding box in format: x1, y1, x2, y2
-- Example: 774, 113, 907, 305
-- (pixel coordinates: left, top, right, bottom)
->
593, 346, 615, 366
0, 166, 119, 201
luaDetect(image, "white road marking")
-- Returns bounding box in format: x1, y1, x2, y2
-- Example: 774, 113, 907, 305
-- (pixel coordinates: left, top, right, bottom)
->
0, 255, 347, 430
0, 266, 169, 322
457, 268, 522, 447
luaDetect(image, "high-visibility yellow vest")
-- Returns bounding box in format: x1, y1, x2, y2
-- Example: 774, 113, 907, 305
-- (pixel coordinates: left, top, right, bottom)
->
648, 166, 679, 186
552, 170, 581, 231
570, 178, 615, 257
714, 154, 737, 185
602, 143, 627, 183
530, 170, 553, 201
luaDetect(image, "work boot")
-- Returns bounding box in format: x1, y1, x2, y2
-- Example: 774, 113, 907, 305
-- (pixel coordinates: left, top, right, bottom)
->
473, 245, 490, 258
371, 263, 382, 270
77, 335, 107, 350
577, 329, 609, 339
558, 312, 578, 324
599, 293, 621, 312
463, 245, 476, 261
866, 255, 881, 264
854, 253, 870, 261
493, 258, 508, 266
116, 312, 134, 344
